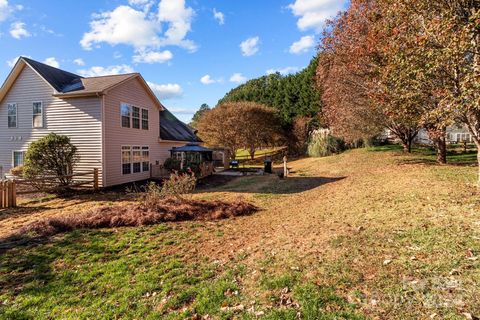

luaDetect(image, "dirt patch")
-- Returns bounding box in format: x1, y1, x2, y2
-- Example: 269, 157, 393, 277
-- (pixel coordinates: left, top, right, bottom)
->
15, 198, 257, 238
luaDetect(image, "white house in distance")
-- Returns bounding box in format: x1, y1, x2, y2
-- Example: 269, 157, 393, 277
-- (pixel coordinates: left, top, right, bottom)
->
0, 57, 201, 187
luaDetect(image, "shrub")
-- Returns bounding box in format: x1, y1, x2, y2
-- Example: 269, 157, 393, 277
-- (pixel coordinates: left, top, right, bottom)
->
307, 129, 345, 157
164, 157, 181, 171
142, 172, 197, 208
10, 165, 24, 177
24, 133, 79, 186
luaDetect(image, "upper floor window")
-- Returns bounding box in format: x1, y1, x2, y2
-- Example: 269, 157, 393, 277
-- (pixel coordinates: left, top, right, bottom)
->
33, 102, 43, 128
121, 103, 131, 128
120, 102, 149, 130
7, 103, 17, 128
142, 109, 149, 130
132, 106, 140, 129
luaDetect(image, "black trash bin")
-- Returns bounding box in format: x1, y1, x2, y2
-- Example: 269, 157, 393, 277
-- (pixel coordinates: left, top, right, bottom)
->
264, 157, 272, 174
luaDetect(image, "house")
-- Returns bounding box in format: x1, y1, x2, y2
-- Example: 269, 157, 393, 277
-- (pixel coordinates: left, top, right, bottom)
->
415, 125, 474, 145
0, 57, 201, 187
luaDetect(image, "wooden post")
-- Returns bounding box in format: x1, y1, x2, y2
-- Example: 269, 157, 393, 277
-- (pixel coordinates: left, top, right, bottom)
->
93, 168, 99, 191
11, 180, 16, 207
283, 156, 288, 178
0, 181, 4, 208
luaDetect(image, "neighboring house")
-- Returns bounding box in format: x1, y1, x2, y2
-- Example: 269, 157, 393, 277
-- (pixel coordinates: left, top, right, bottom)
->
0, 57, 201, 186
415, 125, 474, 145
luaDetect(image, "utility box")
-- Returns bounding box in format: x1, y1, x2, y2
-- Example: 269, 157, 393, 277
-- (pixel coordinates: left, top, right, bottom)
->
264, 156, 272, 174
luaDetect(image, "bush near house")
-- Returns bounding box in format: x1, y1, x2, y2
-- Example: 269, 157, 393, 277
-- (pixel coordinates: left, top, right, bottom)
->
23, 133, 79, 187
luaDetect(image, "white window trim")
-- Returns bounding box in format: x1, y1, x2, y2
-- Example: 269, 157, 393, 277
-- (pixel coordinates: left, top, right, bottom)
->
7, 102, 18, 128
121, 145, 150, 175
12, 150, 25, 167
121, 103, 132, 128
32, 101, 44, 128
141, 108, 149, 130
120, 103, 150, 130
121, 145, 132, 175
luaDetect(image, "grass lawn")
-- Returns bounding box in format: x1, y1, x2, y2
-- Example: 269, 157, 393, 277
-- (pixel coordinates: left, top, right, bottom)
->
1, 146, 480, 319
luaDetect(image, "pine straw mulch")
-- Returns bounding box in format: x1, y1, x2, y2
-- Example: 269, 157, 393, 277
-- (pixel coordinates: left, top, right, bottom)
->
14, 198, 258, 238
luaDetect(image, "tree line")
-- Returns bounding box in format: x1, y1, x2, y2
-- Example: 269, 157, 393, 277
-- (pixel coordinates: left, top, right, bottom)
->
317, 0, 479, 178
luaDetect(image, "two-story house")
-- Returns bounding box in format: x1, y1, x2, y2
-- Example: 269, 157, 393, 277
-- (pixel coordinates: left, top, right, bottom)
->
0, 57, 201, 187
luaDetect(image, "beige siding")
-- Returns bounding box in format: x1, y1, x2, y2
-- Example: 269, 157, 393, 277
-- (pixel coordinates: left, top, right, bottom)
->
103, 77, 184, 186
0, 65, 102, 183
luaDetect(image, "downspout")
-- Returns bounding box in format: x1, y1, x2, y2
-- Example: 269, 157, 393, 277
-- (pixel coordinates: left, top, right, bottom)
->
100, 92, 106, 188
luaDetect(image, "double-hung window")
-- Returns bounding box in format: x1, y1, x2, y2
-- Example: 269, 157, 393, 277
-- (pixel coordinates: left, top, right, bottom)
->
122, 146, 131, 174
132, 146, 142, 173
7, 103, 17, 128
121, 103, 131, 128
13, 151, 25, 167
132, 106, 140, 129
121, 103, 149, 130
142, 146, 150, 172
141, 109, 149, 130
33, 102, 43, 128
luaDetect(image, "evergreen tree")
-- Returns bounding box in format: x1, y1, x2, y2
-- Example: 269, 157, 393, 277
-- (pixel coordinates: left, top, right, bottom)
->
218, 57, 322, 126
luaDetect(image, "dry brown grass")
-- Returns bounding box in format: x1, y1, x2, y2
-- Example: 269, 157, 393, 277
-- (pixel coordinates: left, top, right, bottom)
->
17, 198, 257, 238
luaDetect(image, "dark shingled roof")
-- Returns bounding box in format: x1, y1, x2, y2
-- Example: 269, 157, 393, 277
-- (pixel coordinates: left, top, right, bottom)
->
22, 57, 84, 93
160, 109, 202, 143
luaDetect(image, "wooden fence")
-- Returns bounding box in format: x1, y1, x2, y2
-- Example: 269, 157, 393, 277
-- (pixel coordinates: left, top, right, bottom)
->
0, 169, 98, 209
0, 180, 16, 208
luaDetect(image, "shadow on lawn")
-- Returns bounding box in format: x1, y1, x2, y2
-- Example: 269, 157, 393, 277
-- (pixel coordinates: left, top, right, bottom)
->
199, 175, 346, 195
397, 151, 477, 167
0, 230, 114, 301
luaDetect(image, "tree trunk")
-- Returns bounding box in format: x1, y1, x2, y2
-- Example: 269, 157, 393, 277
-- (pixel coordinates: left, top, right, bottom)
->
476, 141, 480, 187
249, 146, 255, 160
436, 136, 447, 164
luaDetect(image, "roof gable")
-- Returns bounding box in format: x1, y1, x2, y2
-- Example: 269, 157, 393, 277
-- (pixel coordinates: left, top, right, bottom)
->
22, 57, 84, 93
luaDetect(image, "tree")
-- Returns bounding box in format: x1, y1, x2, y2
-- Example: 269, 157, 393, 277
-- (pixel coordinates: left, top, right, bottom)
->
190, 103, 211, 128
197, 102, 282, 160
219, 57, 322, 126
24, 133, 79, 186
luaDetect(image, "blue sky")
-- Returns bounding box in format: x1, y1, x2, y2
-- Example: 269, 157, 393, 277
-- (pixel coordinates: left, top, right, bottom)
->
0, 0, 348, 122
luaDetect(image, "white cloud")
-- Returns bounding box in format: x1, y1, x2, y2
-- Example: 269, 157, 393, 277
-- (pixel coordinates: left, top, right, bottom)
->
147, 81, 183, 100
128, 0, 154, 11
133, 49, 173, 64
200, 75, 215, 85
289, 0, 346, 32
266, 66, 299, 75
10, 21, 30, 39
78, 64, 135, 77
0, 0, 13, 22
80, 6, 161, 50
230, 73, 247, 84
80, 0, 196, 61
6, 55, 29, 67
240, 36, 260, 57
44, 57, 60, 68
157, 0, 196, 51
73, 58, 85, 66
289, 35, 315, 54
213, 8, 225, 25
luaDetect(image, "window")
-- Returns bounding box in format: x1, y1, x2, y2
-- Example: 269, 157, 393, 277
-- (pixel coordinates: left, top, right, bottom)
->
121, 103, 131, 128
141, 109, 149, 130
132, 106, 140, 129
142, 146, 150, 172
132, 146, 142, 173
32, 102, 43, 128
122, 146, 131, 174
13, 151, 25, 167
7, 103, 17, 128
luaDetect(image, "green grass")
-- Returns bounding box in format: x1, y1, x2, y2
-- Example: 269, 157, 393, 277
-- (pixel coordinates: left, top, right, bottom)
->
1, 144, 480, 319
